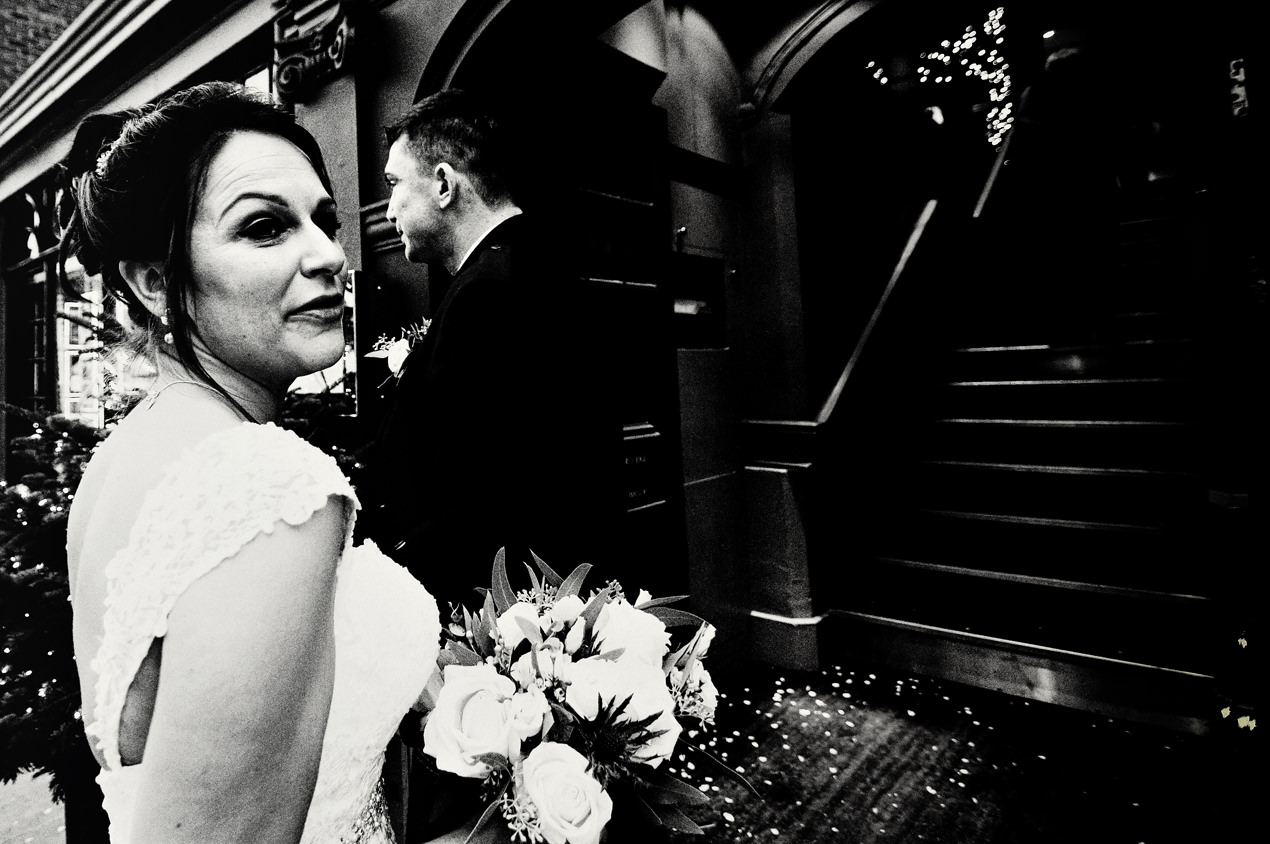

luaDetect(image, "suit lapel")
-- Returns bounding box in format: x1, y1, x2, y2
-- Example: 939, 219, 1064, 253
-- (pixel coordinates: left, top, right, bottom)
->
392, 215, 521, 394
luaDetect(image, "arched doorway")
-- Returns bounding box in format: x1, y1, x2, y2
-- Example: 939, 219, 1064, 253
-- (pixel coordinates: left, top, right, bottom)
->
737, 0, 1008, 412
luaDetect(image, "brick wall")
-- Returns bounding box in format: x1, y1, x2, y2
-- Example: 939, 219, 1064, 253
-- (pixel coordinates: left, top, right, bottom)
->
0, 0, 94, 98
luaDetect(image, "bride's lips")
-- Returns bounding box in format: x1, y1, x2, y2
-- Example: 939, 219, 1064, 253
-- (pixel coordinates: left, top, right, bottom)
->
289, 294, 345, 323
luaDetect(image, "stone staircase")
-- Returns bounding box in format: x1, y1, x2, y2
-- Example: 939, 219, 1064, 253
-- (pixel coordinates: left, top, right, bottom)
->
821, 191, 1231, 731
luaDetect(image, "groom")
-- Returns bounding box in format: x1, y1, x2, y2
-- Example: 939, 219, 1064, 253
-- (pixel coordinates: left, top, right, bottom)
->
364, 88, 617, 842
367, 87, 594, 600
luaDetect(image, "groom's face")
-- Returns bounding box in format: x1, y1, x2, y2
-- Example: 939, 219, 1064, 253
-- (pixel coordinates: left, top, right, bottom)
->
384, 135, 444, 265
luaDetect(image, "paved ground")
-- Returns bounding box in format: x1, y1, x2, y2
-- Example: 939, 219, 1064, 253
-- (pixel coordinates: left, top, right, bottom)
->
1, 772, 63, 844
664, 659, 1254, 844
1, 661, 1253, 844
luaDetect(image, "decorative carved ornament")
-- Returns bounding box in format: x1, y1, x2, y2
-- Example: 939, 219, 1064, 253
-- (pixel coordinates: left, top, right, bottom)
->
272, 0, 356, 103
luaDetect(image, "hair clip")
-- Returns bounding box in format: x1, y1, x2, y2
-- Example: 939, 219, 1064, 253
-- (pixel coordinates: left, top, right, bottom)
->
94, 136, 123, 178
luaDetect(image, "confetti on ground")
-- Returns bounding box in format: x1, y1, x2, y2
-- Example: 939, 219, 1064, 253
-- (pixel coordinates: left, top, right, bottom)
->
658, 660, 1253, 844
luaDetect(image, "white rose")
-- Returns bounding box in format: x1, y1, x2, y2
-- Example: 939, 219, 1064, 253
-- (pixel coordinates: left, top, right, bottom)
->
675, 662, 718, 722
696, 664, 719, 715
497, 601, 542, 653
510, 651, 536, 689
507, 687, 552, 744
422, 663, 516, 777
689, 623, 716, 660
564, 619, 587, 654
539, 642, 571, 683
386, 337, 411, 373
591, 599, 670, 666
511, 641, 571, 689
522, 742, 613, 844
565, 658, 682, 768
547, 595, 586, 632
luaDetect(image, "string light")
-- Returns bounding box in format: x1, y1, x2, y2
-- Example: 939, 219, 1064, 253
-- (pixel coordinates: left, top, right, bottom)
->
865, 7, 1013, 145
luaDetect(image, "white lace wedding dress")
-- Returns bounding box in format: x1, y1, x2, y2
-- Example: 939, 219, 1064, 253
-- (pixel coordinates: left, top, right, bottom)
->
83, 422, 440, 843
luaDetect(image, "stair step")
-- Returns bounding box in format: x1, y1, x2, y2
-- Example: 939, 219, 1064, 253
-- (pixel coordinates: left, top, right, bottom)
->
1117, 214, 1192, 254
938, 377, 1196, 420
949, 263, 1196, 326
828, 560, 1219, 675
1111, 311, 1194, 343
821, 611, 1217, 733
1114, 217, 1197, 309
1114, 189, 1193, 226
924, 460, 1191, 474
946, 309, 1195, 348
923, 418, 1198, 471
1106, 276, 1198, 314
861, 508, 1212, 594
921, 508, 1159, 532
871, 557, 1209, 602
945, 339, 1195, 381
897, 460, 1205, 526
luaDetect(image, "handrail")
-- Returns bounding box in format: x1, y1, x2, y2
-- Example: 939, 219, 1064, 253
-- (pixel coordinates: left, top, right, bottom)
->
813, 198, 937, 425
742, 197, 939, 439
973, 130, 1014, 219
739, 198, 943, 469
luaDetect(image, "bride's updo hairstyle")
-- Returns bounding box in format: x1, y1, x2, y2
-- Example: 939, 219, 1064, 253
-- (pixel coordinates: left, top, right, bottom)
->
57, 81, 335, 415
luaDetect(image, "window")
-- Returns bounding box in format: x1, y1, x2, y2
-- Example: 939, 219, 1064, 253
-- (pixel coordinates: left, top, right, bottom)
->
2, 187, 59, 418
243, 63, 273, 97
55, 258, 107, 428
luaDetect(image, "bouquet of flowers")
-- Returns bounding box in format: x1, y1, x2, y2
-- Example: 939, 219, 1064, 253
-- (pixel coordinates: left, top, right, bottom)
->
423, 549, 743, 844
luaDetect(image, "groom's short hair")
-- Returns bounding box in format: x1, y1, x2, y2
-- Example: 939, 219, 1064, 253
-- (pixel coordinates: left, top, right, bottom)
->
385, 87, 514, 207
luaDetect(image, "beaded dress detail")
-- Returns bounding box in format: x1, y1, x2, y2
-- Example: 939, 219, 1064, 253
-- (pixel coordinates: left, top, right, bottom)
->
84, 423, 439, 843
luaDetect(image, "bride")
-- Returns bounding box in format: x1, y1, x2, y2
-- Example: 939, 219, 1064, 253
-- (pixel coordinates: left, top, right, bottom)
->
61, 82, 474, 843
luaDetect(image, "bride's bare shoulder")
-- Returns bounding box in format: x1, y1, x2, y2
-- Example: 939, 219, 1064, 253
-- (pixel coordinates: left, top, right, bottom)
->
69, 389, 247, 564
116, 384, 247, 452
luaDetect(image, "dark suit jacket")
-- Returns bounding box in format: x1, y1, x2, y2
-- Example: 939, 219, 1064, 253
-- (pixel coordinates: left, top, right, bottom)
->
361, 213, 619, 613
363, 213, 621, 843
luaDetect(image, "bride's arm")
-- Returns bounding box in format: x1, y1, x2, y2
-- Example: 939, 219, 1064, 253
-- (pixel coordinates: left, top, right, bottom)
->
413, 662, 444, 713
128, 497, 346, 844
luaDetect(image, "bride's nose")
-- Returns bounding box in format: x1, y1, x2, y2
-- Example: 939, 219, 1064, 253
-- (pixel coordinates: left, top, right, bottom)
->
300, 224, 347, 279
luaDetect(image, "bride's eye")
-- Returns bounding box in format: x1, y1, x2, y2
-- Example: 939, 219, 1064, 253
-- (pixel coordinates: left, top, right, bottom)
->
316, 209, 342, 238
241, 216, 286, 241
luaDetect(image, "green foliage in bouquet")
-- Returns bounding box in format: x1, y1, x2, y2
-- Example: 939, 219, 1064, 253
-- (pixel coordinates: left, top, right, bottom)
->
0, 407, 106, 799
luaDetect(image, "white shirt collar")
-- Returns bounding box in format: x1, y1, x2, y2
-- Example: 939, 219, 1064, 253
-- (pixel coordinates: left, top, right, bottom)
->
454, 207, 523, 275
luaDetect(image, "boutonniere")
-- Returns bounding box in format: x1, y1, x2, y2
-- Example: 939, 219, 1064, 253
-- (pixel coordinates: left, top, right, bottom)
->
365, 320, 430, 385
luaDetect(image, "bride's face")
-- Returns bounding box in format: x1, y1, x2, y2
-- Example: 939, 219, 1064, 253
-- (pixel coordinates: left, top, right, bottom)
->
186, 130, 347, 391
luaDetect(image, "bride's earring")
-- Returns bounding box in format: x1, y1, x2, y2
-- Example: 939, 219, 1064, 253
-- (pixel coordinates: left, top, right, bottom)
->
159, 313, 173, 345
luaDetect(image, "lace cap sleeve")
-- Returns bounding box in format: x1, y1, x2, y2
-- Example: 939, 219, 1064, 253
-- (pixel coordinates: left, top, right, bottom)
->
86, 422, 357, 769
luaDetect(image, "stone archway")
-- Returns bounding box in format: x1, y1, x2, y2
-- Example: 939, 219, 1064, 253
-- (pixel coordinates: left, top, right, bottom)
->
743, 0, 884, 117
415, 0, 652, 101
733, 0, 1006, 416
728, 0, 893, 422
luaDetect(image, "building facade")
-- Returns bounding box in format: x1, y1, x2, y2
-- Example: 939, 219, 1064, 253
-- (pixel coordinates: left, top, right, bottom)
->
1, 0, 1262, 739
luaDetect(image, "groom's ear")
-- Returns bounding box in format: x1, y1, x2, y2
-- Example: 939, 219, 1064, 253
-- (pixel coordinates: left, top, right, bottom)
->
118, 259, 167, 320
434, 162, 456, 208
